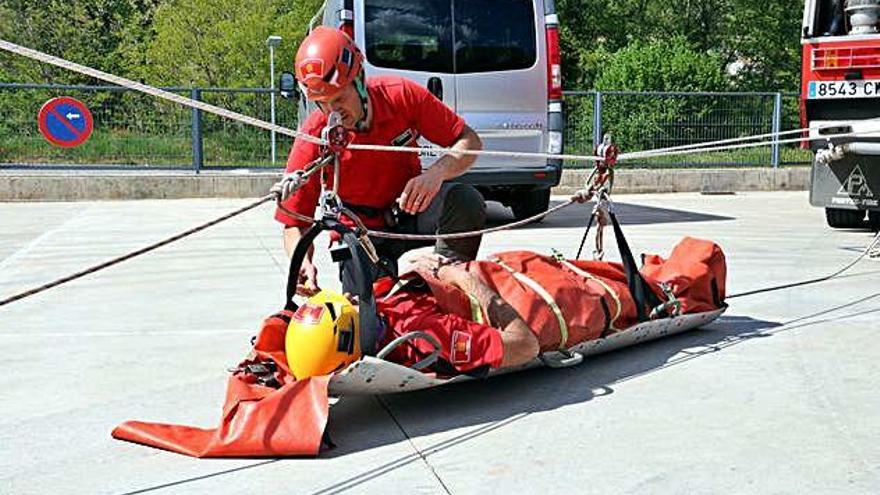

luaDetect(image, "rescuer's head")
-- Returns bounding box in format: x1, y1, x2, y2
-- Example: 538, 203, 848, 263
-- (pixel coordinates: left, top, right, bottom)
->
295, 27, 368, 129
285, 289, 361, 379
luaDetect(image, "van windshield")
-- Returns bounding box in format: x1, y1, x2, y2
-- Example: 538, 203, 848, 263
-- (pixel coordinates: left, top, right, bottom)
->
364, 0, 537, 74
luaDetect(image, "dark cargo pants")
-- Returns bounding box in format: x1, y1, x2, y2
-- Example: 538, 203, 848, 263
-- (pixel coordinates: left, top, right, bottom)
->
340, 183, 486, 293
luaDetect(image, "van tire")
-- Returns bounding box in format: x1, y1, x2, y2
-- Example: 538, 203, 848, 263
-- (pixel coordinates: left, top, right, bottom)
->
825, 208, 866, 229
870, 211, 880, 231
512, 188, 551, 223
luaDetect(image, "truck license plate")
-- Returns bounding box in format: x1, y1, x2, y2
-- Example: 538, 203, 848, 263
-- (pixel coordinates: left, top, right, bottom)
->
808, 80, 880, 99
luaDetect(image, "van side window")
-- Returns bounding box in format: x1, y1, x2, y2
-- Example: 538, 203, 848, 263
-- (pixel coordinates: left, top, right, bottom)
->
364, 0, 454, 73
454, 0, 537, 73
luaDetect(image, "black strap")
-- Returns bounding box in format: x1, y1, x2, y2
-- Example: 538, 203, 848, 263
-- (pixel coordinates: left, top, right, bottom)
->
285, 223, 323, 312
599, 297, 613, 338
711, 277, 726, 309
284, 219, 382, 356
575, 212, 596, 260
609, 212, 662, 322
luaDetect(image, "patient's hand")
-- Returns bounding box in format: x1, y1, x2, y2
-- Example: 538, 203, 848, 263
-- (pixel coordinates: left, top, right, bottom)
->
410, 253, 470, 287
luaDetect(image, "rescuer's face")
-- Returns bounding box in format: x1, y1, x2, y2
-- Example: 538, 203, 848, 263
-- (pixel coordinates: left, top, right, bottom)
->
316, 83, 362, 129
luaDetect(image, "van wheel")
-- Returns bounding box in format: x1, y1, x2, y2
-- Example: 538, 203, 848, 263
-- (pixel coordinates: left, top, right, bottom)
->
825, 208, 866, 229
512, 188, 551, 223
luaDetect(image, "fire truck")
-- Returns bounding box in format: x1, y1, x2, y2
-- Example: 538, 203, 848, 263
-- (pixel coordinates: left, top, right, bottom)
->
802, 0, 880, 228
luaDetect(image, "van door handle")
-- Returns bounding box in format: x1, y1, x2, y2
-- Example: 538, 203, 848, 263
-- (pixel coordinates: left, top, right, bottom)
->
427, 77, 443, 101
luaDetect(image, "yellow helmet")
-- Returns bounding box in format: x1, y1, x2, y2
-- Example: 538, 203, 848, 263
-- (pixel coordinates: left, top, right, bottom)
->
286, 289, 361, 379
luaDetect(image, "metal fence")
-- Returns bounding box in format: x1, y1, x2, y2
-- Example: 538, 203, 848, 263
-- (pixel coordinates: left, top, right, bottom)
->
564, 90, 810, 168
0, 83, 810, 170
0, 83, 297, 171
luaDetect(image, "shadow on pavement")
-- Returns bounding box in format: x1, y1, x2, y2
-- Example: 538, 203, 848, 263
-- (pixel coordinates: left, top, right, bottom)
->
486, 200, 733, 230
322, 314, 777, 456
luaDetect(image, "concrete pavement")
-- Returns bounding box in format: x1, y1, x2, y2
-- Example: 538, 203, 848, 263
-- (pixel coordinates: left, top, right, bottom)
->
1, 191, 878, 494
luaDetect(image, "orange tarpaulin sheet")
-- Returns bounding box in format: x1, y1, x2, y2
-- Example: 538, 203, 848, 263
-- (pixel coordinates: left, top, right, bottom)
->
112, 313, 331, 458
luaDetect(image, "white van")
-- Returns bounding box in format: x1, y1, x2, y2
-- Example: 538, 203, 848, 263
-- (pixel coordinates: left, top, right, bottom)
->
297, 0, 564, 220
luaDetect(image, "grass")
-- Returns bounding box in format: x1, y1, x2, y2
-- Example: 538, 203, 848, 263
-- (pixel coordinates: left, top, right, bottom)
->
0, 128, 294, 168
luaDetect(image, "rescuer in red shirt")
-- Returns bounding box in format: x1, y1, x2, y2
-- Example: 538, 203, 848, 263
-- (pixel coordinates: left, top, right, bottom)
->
275, 27, 486, 296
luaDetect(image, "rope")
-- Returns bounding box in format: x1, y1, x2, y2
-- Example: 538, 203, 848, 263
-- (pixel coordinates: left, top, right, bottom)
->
728, 230, 880, 299
0, 40, 326, 146
364, 199, 575, 240
0, 195, 275, 308
10, 37, 880, 164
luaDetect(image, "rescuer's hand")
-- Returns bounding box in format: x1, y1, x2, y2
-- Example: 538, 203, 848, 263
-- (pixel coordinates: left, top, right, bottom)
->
399, 168, 444, 214
571, 188, 594, 203
296, 261, 320, 297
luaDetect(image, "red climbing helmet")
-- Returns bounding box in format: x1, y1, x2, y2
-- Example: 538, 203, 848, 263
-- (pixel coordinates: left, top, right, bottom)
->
294, 27, 364, 102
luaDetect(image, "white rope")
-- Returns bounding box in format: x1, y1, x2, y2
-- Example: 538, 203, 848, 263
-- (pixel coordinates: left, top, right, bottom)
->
621, 128, 880, 161
0, 39, 326, 145
365, 199, 576, 240
346, 142, 604, 162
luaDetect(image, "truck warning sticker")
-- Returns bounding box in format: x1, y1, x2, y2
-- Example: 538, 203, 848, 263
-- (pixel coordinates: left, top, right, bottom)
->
832, 165, 879, 207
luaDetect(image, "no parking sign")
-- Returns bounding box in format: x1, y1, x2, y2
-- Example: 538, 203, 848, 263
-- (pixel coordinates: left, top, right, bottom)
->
37, 96, 94, 148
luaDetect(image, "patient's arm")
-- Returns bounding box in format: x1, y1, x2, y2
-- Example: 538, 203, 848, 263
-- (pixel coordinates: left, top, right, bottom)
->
436, 263, 540, 368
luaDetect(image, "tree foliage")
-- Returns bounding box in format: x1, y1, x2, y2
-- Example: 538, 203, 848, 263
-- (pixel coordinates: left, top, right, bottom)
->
0, 0, 159, 83
1, 0, 803, 92
137, 0, 321, 87
556, 0, 801, 92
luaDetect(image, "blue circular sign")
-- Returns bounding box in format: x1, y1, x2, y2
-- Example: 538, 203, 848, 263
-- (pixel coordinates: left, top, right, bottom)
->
38, 97, 94, 148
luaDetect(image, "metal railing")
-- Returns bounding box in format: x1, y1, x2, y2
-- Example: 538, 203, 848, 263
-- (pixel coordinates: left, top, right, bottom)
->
0, 83, 297, 171
563, 90, 810, 168
0, 83, 811, 170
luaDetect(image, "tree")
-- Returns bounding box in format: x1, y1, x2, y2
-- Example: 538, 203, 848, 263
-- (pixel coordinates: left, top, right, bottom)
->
139, 0, 321, 87
719, 0, 802, 92
555, 0, 801, 92
0, 0, 158, 83
592, 37, 729, 151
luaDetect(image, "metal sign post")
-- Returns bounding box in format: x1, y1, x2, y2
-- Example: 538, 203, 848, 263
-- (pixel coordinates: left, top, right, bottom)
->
267, 35, 282, 165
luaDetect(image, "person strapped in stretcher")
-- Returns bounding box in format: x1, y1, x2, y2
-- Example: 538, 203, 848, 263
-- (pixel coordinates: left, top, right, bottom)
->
285, 236, 727, 379
112, 237, 726, 458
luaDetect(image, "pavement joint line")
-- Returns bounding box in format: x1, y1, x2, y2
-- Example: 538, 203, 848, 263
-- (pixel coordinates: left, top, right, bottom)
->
310, 413, 530, 495
0, 203, 94, 272
239, 207, 286, 277
375, 395, 453, 495
115, 460, 280, 495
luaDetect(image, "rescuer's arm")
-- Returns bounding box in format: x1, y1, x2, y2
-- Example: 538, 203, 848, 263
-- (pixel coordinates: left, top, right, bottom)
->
283, 226, 320, 297
436, 263, 540, 368
399, 126, 482, 214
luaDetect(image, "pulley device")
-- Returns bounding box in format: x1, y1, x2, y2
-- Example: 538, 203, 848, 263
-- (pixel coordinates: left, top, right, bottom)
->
575, 133, 618, 261
572, 134, 673, 323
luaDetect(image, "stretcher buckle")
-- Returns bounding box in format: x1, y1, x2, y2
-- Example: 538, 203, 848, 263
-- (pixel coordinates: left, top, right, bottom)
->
539, 349, 584, 369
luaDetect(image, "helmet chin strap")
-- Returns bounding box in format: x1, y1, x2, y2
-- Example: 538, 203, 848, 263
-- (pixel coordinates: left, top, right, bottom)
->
353, 72, 370, 132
